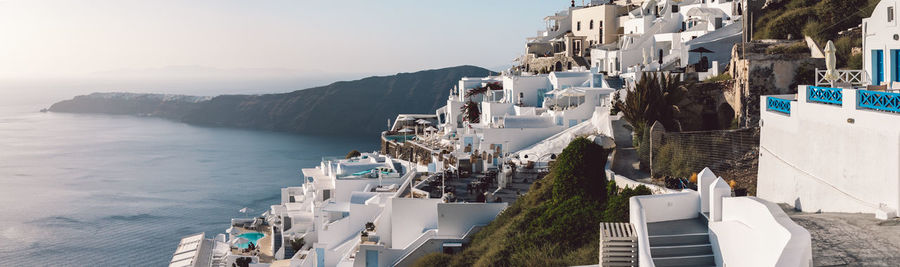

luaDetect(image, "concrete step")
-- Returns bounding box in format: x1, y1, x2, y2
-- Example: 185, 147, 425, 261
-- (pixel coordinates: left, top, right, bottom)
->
652, 254, 716, 267
650, 244, 713, 258
648, 233, 709, 246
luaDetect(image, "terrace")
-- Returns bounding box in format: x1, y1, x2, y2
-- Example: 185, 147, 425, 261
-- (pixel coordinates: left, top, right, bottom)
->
760, 84, 900, 218
765, 85, 900, 116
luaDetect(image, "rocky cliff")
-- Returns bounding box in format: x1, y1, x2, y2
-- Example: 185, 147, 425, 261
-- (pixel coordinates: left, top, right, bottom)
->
49, 65, 493, 135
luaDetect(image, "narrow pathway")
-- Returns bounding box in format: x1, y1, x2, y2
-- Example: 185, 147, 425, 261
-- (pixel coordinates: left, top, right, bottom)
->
610, 119, 651, 182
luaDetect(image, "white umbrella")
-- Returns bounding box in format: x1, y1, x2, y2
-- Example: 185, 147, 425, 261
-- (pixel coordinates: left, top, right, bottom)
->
416, 119, 431, 124
425, 126, 438, 131
642, 48, 650, 66
824, 40, 838, 86
398, 128, 413, 133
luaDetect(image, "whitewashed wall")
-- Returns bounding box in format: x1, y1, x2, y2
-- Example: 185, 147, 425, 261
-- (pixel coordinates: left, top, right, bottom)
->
436, 203, 507, 237
709, 197, 812, 267
758, 86, 900, 215
389, 198, 441, 249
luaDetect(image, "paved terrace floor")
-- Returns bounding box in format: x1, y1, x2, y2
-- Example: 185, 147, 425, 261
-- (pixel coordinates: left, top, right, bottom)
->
781, 205, 900, 266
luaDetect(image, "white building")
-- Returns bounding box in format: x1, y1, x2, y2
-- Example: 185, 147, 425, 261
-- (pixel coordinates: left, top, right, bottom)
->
589, 0, 742, 82
629, 168, 812, 267
757, 85, 900, 219
862, 0, 900, 86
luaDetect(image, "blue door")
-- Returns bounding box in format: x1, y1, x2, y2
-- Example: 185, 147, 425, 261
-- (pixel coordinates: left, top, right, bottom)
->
365, 250, 379, 267
873, 50, 884, 85
316, 248, 325, 267
568, 119, 577, 127
892, 50, 900, 82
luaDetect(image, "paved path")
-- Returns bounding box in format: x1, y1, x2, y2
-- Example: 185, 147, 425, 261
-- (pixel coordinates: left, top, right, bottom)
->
610, 119, 651, 182
781, 205, 900, 266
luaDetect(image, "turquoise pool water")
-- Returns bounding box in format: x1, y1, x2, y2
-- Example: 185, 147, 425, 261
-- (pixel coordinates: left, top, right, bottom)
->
235, 232, 265, 249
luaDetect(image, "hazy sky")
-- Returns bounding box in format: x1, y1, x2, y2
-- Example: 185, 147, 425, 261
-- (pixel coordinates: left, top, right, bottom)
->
0, 0, 567, 80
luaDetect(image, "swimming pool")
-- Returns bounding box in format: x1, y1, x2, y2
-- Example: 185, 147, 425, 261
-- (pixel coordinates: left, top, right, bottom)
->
234, 232, 265, 249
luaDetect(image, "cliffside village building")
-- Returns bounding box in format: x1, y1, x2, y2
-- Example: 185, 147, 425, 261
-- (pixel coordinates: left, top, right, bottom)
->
171, 1, 899, 266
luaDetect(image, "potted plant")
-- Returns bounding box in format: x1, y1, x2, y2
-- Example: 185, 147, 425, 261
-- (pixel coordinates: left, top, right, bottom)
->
360, 230, 369, 242
290, 237, 305, 252
365, 222, 376, 232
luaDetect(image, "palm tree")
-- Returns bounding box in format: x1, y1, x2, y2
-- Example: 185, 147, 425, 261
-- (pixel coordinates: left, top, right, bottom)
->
613, 73, 685, 137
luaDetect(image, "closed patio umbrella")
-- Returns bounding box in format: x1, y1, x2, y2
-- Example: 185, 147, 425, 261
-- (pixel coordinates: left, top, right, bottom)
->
824, 40, 838, 86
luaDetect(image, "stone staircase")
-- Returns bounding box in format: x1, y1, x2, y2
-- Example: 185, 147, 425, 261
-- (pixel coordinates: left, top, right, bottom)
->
646, 216, 715, 267
273, 226, 283, 257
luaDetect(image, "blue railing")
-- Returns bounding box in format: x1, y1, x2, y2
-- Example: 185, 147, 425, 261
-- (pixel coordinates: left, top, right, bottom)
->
767, 97, 792, 114
807, 86, 843, 105
858, 90, 900, 113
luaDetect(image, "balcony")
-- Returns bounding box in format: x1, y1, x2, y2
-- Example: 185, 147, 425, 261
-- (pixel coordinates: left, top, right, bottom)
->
815, 69, 868, 88
858, 90, 900, 113
807, 86, 843, 105
766, 96, 793, 115
766, 85, 900, 116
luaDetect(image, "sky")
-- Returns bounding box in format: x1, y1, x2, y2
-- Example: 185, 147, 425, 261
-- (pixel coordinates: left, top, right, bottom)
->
0, 0, 567, 83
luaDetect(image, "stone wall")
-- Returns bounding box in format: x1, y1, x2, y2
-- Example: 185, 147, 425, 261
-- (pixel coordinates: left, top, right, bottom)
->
728, 41, 824, 127
522, 53, 579, 73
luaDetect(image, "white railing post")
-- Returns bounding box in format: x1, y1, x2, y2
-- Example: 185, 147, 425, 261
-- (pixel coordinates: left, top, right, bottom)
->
844, 88, 858, 111
798, 85, 809, 104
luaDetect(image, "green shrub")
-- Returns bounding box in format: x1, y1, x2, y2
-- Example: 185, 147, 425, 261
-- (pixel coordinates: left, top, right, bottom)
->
765, 42, 810, 55
760, 7, 816, 39
705, 73, 732, 83
834, 35, 863, 69
551, 137, 609, 203
421, 137, 612, 267
602, 180, 653, 222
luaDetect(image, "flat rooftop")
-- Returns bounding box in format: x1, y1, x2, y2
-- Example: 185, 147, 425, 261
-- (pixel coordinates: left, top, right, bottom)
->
781, 204, 900, 266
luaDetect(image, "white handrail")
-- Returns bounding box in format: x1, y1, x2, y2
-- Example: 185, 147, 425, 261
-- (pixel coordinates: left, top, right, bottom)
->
392, 229, 438, 266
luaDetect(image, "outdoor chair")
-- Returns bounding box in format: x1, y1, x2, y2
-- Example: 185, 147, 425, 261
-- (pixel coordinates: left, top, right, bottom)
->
867, 85, 887, 91
890, 82, 900, 92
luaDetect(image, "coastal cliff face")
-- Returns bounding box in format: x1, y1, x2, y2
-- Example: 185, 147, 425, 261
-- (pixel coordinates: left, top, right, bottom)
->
49, 65, 493, 135
48, 93, 210, 120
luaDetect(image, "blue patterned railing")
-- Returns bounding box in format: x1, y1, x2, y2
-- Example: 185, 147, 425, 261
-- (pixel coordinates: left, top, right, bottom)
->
807, 86, 843, 105
858, 90, 900, 113
767, 97, 792, 114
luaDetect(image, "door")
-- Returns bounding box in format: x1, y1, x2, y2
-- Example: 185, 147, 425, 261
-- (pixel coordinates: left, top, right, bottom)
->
365, 250, 379, 267
873, 49, 884, 85
892, 49, 900, 82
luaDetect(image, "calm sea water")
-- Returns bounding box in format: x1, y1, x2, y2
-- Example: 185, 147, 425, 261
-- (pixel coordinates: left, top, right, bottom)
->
0, 105, 376, 266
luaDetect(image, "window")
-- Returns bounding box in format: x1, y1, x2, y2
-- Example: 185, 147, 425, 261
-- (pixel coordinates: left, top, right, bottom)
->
889, 6, 895, 22
577, 21, 581, 31
672, 5, 679, 13
599, 21, 604, 42
590, 20, 594, 30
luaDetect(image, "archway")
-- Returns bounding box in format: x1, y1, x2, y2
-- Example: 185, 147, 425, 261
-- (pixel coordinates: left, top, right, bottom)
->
554, 61, 563, 72
717, 103, 736, 129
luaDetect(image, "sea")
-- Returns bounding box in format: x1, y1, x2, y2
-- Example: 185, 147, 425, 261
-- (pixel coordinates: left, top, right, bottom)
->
0, 92, 377, 266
